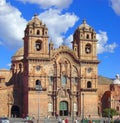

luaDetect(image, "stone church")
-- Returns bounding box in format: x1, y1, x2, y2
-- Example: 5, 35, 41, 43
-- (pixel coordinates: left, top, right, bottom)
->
1, 14, 119, 119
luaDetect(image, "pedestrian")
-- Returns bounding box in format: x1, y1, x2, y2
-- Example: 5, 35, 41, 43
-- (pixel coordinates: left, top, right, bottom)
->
58, 117, 62, 123
74, 119, 78, 123
56, 113, 58, 119
65, 118, 68, 123
62, 118, 65, 123
89, 120, 92, 123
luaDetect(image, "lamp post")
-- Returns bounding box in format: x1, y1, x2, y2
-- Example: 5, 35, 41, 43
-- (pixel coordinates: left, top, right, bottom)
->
72, 95, 74, 123
35, 80, 43, 123
82, 93, 84, 123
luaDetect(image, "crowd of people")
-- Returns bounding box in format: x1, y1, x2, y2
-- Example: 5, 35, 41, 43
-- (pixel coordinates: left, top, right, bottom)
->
58, 117, 78, 123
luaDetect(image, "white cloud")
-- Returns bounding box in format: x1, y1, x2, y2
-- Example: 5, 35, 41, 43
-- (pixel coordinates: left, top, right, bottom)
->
110, 0, 120, 16
63, 35, 73, 48
38, 8, 79, 47
0, 41, 3, 45
0, 0, 78, 49
96, 30, 117, 54
0, 0, 27, 49
17, 0, 73, 9
7, 63, 11, 67
0, 0, 117, 55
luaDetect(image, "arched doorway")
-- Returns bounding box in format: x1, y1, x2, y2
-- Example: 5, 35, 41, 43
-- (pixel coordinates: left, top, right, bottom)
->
11, 105, 20, 117
59, 101, 68, 116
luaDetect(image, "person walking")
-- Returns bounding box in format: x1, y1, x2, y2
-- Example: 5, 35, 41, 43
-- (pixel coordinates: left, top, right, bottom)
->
58, 117, 62, 123
89, 120, 92, 123
65, 118, 68, 123
74, 119, 78, 123
62, 118, 65, 123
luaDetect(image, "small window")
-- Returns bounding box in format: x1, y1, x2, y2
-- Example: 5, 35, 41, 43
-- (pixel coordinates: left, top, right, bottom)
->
19, 63, 22, 69
42, 29, 44, 35
35, 80, 42, 91
75, 77, 79, 84
86, 34, 89, 39
61, 75, 67, 86
116, 106, 119, 111
36, 80, 41, 85
49, 76, 54, 84
87, 81, 92, 88
37, 30, 40, 35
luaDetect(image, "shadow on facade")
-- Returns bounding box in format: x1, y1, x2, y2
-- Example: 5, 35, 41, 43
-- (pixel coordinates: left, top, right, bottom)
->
5, 70, 24, 118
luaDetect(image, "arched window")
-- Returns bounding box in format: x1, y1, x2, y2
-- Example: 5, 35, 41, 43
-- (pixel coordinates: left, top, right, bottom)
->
35, 80, 42, 91
61, 75, 67, 86
85, 43, 91, 54
87, 81, 92, 88
36, 80, 41, 85
86, 34, 89, 39
37, 30, 40, 35
35, 40, 42, 51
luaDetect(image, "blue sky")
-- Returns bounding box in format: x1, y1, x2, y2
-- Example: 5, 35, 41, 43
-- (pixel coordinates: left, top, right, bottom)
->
0, 0, 120, 78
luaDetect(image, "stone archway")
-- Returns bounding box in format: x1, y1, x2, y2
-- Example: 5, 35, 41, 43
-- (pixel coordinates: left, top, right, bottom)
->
59, 101, 68, 116
11, 105, 20, 117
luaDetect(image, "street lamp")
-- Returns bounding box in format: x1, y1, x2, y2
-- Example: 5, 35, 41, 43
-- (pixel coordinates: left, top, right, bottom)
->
72, 95, 74, 123
82, 93, 84, 123
35, 80, 43, 123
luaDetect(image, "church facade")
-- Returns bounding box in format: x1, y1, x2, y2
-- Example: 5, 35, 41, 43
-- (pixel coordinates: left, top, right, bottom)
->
0, 15, 100, 118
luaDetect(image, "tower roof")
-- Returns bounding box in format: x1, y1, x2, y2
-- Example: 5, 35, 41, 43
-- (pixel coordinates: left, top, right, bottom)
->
27, 14, 42, 26
12, 47, 23, 61
78, 19, 94, 32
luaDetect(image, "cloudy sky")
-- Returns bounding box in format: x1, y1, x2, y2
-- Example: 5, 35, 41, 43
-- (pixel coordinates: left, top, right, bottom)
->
0, 0, 120, 78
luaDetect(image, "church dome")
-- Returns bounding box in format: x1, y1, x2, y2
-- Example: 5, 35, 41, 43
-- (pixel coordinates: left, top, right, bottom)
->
27, 14, 42, 27
78, 19, 94, 32
112, 74, 120, 84
12, 47, 23, 61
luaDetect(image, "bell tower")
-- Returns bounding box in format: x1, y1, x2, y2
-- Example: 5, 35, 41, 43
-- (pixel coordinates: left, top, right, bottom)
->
22, 14, 49, 115
73, 20, 100, 117
23, 14, 49, 58
73, 19, 97, 60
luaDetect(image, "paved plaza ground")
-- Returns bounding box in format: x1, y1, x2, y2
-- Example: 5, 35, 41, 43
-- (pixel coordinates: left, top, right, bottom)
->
9, 117, 109, 123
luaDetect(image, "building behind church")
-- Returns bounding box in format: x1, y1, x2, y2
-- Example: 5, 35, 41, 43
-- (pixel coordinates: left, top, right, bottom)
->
0, 15, 120, 119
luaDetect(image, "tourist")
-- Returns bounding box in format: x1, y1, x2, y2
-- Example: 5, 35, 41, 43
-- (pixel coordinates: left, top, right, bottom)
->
74, 119, 78, 123
62, 118, 65, 123
65, 118, 68, 123
58, 117, 62, 123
